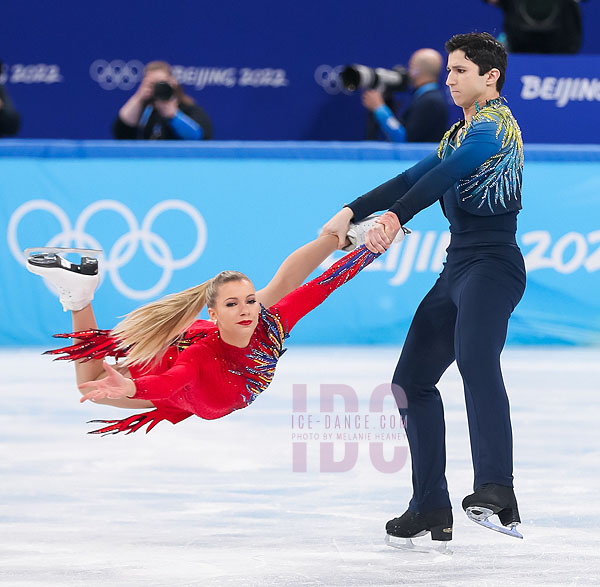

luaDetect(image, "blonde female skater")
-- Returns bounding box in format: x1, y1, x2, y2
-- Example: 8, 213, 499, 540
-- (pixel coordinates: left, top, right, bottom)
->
27, 219, 403, 435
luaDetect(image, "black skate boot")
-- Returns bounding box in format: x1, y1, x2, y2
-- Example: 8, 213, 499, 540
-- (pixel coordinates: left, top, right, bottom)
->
385, 508, 453, 554
462, 484, 523, 539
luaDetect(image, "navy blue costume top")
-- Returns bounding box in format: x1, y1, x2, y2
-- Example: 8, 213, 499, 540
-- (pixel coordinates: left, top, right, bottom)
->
347, 98, 523, 246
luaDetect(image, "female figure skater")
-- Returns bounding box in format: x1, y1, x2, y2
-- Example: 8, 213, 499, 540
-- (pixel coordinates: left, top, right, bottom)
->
26, 226, 399, 436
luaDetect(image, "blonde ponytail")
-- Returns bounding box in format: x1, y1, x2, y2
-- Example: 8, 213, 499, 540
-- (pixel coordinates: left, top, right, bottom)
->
111, 270, 251, 368
112, 281, 210, 368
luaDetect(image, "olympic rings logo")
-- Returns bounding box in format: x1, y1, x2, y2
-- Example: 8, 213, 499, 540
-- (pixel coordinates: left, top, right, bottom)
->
314, 65, 350, 96
8, 199, 207, 300
89, 59, 145, 90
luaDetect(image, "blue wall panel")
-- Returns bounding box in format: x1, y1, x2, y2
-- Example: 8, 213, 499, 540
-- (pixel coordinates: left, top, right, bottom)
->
1, 141, 599, 347
1, 2, 599, 142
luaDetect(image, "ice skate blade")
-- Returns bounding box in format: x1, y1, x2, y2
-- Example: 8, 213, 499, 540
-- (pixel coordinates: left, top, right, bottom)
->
465, 506, 523, 539
26, 251, 100, 277
385, 534, 452, 555
24, 247, 102, 257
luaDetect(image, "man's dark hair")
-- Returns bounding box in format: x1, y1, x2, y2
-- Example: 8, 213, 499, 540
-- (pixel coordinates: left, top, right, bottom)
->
445, 32, 507, 92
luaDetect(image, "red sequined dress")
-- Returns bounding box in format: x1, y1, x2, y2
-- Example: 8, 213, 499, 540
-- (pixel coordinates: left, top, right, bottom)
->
47, 246, 377, 435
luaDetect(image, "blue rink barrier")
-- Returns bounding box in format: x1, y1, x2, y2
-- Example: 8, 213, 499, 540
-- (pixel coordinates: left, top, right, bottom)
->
1, 141, 599, 346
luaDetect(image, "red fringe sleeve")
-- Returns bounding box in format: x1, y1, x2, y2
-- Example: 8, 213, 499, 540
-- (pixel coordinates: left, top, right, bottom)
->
44, 329, 194, 436
43, 329, 128, 362
87, 406, 192, 436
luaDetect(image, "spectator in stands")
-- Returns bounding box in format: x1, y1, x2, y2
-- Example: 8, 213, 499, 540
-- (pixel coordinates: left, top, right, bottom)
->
484, 0, 586, 54
0, 82, 21, 137
113, 61, 213, 140
361, 48, 448, 143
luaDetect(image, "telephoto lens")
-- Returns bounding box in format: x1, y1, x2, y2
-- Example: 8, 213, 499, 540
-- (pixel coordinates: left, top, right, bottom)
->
153, 81, 175, 101
340, 64, 409, 93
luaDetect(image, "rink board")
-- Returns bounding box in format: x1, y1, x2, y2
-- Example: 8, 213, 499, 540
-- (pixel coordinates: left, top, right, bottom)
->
1, 141, 599, 346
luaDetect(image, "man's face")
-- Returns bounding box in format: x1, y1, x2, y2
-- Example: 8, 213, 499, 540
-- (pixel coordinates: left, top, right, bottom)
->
445, 50, 489, 109
407, 55, 419, 86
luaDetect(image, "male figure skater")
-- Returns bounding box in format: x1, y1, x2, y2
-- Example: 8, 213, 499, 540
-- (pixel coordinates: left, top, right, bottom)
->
323, 32, 526, 546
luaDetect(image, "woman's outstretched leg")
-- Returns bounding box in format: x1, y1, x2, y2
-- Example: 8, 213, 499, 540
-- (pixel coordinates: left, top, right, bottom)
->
27, 250, 103, 385
26, 249, 154, 408
70, 303, 105, 386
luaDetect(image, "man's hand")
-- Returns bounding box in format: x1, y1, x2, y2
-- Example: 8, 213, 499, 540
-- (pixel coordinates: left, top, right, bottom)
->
320, 207, 354, 249
362, 89, 385, 112
78, 361, 136, 403
365, 211, 401, 254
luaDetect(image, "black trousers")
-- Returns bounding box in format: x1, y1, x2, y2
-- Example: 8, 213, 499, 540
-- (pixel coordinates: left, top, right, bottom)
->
392, 244, 526, 512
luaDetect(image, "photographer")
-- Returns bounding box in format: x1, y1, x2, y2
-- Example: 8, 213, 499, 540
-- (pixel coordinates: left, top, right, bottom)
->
361, 48, 448, 143
113, 61, 213, 140
0, 80, 21, 137
484, 0, 586, 54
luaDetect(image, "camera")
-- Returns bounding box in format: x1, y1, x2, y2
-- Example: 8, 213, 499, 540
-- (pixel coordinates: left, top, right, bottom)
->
340, 64, 409, 93
153, 81, 175, 101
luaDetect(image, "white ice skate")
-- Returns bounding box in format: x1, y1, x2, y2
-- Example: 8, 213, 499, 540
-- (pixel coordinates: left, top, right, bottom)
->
25, 247, 102, 312
342, 214, 411, 252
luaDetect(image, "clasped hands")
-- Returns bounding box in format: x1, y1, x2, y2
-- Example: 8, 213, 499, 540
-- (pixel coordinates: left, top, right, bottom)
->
321, 207, 402, 254
365, 211, 402, 254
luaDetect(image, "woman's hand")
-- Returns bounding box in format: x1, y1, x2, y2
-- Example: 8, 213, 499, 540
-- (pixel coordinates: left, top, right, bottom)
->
365, 211, 401, 254
320, 207, 354, 249
78, 361, 136, 403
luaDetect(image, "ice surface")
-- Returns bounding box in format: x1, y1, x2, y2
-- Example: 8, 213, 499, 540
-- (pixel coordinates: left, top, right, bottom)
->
1, 347, 599, 586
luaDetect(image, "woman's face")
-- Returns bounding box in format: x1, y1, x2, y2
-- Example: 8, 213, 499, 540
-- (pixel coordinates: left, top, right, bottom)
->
207, 279, 260, 343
